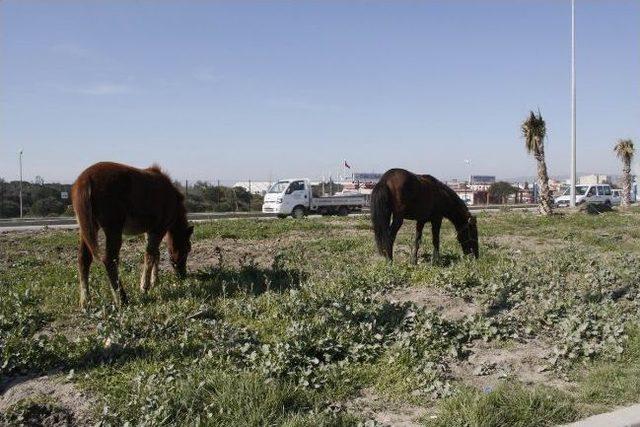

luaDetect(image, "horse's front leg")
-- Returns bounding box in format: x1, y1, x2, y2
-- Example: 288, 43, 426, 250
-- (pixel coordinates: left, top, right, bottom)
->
411, 221, 426, 265
431, 217, 442, 265
103, 228, 128, 307
140, 232, 162, 293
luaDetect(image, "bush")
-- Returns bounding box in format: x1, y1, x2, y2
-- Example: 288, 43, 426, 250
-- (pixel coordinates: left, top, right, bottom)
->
30, 197, 66, 216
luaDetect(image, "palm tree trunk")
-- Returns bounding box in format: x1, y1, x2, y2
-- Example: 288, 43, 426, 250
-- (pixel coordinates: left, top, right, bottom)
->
622, 159, 632, 208
535, 141, 553, 215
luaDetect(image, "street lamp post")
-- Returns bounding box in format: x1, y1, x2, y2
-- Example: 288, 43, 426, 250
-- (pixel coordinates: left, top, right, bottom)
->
570, 0, 577, 207
18, 149, 23, 218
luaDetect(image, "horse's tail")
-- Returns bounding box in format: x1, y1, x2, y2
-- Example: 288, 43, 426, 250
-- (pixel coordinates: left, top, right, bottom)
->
72, 178, 99, 256
371, 180, 392, 258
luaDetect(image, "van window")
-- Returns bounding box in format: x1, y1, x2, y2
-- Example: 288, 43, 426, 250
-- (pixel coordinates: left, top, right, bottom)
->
596, 186, 604, 196
603, 186, 611, 196
587, 187, 596, 197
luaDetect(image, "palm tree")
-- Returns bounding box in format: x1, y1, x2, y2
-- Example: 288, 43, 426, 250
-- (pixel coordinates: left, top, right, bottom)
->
521, 111, 553, 215
614, 139, 635, 208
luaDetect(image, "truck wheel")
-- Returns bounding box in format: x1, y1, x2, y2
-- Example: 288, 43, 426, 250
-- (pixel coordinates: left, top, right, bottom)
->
604, 199, 612, 208
292, 206, 306, 219
338, 206, 349, 216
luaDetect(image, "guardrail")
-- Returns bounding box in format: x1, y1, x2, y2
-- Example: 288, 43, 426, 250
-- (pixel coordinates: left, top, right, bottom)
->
0, 204, 537, 230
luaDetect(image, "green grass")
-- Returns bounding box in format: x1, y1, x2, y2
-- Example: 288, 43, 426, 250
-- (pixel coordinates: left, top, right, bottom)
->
577, 326, 640, 410
424, 383, 578, 427
2, 209, 640, 425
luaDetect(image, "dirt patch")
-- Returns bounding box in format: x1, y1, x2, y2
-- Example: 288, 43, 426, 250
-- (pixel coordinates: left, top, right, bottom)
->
187, 238, 281, 271
486, 235, 566, 253
346, 388, 428, 427
0, 375, 96, 426
386, 286, 480, 321
450, 339, 573, 391
35, 316, 96, 343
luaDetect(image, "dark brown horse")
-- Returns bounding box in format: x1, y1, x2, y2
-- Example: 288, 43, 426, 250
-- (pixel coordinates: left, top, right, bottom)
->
371, 168, 479, 264
71, 162, 193, 308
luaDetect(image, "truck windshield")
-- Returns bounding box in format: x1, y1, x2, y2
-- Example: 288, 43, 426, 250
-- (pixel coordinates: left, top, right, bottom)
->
562, 186, 588, 196
268, 181, 289, 193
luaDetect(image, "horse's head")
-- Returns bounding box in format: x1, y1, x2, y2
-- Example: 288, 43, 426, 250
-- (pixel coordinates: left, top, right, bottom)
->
457, 216, 479, 259
167, 223, 194, 278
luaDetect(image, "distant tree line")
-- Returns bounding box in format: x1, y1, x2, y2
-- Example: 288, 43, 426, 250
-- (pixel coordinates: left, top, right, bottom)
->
0, 178, 72, 218
0, 178, 266, 218
175, 181, 264, 213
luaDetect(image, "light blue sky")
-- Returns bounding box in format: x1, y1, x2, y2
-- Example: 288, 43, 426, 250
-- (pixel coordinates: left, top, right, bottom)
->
1, 1, 639, 183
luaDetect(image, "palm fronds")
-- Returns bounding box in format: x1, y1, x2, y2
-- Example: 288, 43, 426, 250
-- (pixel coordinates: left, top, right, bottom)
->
614, 139, 635, 161
521, 111, 546, 155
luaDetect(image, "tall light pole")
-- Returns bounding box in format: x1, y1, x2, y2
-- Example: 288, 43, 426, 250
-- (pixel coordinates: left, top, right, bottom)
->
18, 149, 23, 218
570, 0, 577, 207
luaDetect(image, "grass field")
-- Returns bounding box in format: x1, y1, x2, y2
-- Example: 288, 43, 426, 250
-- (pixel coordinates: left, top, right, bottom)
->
2, 209, 640, 426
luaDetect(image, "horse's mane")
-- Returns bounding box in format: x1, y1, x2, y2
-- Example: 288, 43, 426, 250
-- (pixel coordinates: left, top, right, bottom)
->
420, 174, 470, 217
147, 163, 165, 175
147, 164, 185, 202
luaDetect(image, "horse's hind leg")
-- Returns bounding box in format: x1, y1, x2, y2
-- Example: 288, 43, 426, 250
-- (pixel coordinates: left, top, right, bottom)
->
411, 221, 426, 265
102, 229, 128, 307
388, 216, 404, 261
431, 217, 442, 265
140, 233, 162, 293
78, 240, 93, 309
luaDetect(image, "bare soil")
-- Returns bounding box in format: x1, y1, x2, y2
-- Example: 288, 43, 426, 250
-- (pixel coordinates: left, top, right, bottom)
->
0, 375, 96, 426
385, 285, 573, 393
450, 339, 573, 392
386, 286, 481, 321
346, 388, 427, 427
486, 235, 567, 253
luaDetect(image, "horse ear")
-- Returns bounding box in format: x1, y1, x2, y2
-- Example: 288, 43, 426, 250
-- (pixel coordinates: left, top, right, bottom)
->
187, 225, 194, 236
469, 216, 476, 226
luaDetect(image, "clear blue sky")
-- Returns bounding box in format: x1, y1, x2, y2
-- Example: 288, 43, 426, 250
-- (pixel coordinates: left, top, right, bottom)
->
2, 1, 638, 183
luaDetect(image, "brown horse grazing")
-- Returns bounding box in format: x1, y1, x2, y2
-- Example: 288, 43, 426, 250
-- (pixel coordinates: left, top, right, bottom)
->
371, 168, 479, 264
71, 162, 193, 308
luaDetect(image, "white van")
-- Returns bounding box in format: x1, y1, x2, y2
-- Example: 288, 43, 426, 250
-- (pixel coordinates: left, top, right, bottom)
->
611, 189, 637, 205
555, 184, 613, 208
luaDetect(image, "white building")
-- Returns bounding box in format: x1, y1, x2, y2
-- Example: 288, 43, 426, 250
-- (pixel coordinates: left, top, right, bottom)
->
468, 175, 496, 191
579, 174, 611, 185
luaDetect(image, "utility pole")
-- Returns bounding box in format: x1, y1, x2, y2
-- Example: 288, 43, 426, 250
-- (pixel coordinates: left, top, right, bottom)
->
185, 180, 189, 201
19, 149, 23, 218
570, 0, 577, 207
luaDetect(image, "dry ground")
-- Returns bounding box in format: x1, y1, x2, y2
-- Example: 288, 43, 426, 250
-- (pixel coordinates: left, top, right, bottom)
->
2, 210, 640, 426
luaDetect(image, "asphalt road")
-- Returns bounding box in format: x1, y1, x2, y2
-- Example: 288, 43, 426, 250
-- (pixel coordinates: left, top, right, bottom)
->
0, 205, 537, 232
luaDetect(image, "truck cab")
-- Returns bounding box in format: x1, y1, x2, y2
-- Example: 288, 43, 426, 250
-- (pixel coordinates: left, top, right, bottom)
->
262, 179, 311, 218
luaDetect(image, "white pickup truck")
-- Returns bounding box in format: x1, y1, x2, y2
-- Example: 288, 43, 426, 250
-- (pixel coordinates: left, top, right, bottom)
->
262, 178, 366, 218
